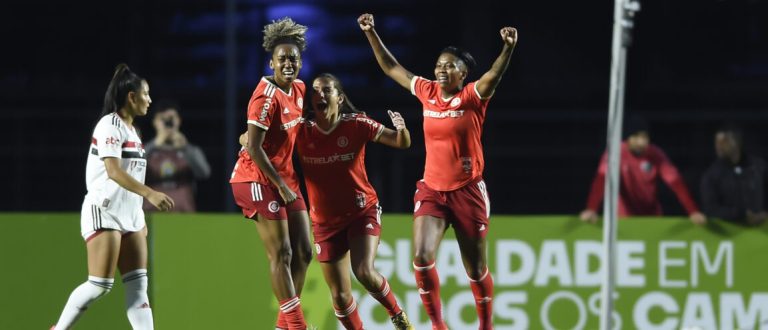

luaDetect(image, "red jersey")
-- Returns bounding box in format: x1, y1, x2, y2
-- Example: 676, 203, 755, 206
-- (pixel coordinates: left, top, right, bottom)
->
411, 76, 490, 191
296, 113, 385, 229
230, 77, 305, 191
586, 142, 700, 216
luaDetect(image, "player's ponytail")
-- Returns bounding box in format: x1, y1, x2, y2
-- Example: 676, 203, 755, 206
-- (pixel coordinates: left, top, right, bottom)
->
100, 63, 145, 118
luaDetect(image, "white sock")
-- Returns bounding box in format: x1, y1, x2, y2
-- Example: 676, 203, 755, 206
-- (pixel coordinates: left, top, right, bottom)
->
54, 276, 114, 329
123, 269, 153, 330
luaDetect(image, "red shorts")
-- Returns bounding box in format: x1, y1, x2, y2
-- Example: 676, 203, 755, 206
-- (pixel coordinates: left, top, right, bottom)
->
313, 204, 382, 262
413, 176, 491, 238
231, 182, 306, 220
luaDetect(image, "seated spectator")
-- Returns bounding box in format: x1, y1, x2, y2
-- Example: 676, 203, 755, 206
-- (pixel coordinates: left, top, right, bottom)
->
579, 116, 706, 224
143, 100, 210, 212
700, 125, 767, 225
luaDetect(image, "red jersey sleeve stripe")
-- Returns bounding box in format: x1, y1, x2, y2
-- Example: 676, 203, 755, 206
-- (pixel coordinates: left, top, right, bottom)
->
122, 141, 142, 148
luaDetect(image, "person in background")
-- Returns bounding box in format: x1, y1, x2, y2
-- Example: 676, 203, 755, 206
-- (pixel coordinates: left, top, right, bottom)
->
143, 100, 210, 212
579, 116, 707, 225
700, 125, 767, 225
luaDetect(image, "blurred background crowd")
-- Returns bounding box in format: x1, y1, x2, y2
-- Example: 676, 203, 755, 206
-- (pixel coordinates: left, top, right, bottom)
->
2, 0, 766, 220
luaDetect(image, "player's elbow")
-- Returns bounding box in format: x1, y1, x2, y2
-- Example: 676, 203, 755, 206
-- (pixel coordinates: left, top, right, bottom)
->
105, 169, 118, 181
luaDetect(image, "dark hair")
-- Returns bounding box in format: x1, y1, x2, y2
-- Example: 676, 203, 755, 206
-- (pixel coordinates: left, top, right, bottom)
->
440, 46, 477, 72
101, 63, 145, 118
716, 124, 744, 149
304, 73, 364, 120
153, 98, 180, 114
623, 114, 650, 139
263, 17, 308, 52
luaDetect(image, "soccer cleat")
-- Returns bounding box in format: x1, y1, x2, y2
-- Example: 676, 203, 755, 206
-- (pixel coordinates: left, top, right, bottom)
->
391, 311, 415, 330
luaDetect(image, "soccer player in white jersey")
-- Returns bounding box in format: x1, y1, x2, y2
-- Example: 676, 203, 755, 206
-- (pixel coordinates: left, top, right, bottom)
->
50, 64, 174, 330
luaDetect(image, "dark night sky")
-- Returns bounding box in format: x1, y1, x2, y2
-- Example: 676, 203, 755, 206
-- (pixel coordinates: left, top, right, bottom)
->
1, 0, 766, 214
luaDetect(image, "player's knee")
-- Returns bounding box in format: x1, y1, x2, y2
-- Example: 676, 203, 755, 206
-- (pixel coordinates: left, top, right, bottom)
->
352, 264, 376, 287
330, 290, 354, 309
87, 276, 115, 298
294, 244, 313, 266
466, 261, 490, 281
413, 249, 436, 266
467, 268, 484, 281
272, 244, 293, 267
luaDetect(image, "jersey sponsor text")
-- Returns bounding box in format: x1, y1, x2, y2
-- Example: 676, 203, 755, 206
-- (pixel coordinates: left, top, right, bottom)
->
423, 109, 465, 119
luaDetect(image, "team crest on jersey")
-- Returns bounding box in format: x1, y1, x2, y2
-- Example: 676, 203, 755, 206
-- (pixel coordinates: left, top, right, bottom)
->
414, 201, 422, 212
461, 157, 473, 173
356, 192, 366, 208
337, 136, 349, 148
268, 201, 280, 213
450, 98, 461, 107
297, 97, 303, 109
315, 243, 322, 254
640, 161, 652, 173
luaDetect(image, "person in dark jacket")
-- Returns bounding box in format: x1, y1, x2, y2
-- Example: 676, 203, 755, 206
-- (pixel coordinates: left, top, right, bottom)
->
700, 126, 767, 225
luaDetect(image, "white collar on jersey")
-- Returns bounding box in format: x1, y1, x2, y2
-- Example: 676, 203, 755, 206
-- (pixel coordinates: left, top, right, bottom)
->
314, 116, 341, 135
262, 77, 295, 96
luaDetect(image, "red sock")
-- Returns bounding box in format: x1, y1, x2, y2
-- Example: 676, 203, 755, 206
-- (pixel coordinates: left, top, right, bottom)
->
334, 298, 364, 330
469, 268, 494, 330
279, 296, 306, 330
368, 278, 402, 317
413, 261, 446, 329
276, 310, 288, 329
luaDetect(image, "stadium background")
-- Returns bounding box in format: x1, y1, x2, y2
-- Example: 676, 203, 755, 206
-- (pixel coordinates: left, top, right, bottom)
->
2, 0, 768, 329
2, 0, 767, 214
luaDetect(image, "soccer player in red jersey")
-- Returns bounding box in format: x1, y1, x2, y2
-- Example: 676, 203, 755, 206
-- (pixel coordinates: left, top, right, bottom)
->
229, 18, 312, 330
51, 64, 175, 330
359, 13, 518, 330
579, 118, 707, 225
300, 73, 413, 329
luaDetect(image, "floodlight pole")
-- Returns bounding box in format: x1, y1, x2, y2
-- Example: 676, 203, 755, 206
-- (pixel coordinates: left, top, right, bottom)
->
601, 0, 640, 329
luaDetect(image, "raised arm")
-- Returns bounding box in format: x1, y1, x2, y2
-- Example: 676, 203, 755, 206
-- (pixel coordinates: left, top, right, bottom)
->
246, 125, 297, 203
376, 110, 411, 149
358, 13, 415, 90
475, 27, 518, 99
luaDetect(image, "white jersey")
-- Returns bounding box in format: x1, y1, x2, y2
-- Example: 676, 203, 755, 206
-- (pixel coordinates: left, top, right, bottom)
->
81, 113, 147, 239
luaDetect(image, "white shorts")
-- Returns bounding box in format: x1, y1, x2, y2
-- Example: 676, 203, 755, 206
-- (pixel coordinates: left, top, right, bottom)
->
80, 200, 146, 241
